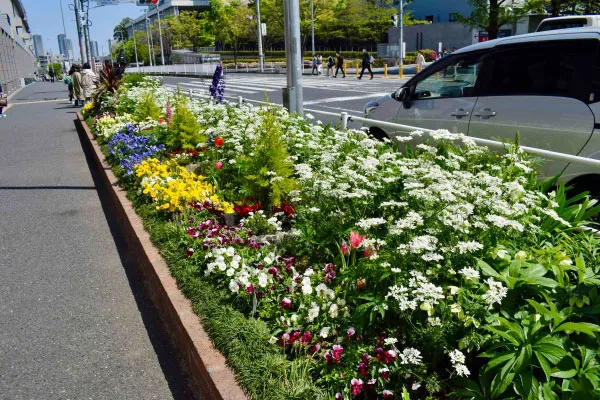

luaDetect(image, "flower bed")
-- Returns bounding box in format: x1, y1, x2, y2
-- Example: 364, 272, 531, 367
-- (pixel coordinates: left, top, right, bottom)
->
84, 75, 600, 400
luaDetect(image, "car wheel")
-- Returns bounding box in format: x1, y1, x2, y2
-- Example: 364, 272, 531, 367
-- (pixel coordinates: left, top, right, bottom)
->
567, 175, 600, 201
369, 127, 389, 141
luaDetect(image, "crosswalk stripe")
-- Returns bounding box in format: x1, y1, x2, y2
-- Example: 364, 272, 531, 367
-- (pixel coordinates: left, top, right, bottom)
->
303, 92, 388, 105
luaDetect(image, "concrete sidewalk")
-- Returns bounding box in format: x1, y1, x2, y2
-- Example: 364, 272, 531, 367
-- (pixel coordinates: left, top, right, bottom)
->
0, 83, 189, 399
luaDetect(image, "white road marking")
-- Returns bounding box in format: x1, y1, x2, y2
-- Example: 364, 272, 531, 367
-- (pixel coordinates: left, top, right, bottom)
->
303, 92, 388, 105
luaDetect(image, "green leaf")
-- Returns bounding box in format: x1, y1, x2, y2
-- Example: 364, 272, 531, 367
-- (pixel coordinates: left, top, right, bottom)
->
491, 370, 515, 397
514, 344, 533, 373
486, 352, 518, 372
550, 369, 578, 379
554, 322, 600, 337
527, 299, 551, 319
485, 326, 520, 346
477, 259, 501, 278
536, 353, 553, 382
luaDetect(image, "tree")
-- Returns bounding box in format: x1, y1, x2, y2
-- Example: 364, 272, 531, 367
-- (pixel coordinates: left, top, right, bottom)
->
214, 0, 253, 66
535, 0, 600, 16
454, 0, 539, 40
113, 17, 132, 41
111, 31, 150, 65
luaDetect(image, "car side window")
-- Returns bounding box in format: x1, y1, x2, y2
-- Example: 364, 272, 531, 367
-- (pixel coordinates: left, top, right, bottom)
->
413, 53, 484, 100
481, 40, 596, 102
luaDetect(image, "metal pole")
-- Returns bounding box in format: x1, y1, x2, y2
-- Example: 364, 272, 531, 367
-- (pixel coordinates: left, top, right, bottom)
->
147, 18, 156, 66
131, 27, 139, 69
82, 0, 91, 64
108, 39, 113, 64
74, 0, 86, 63
399, 0, 404, 69
145, 18, 152, 66
156, 4, 165, 65
255, 0, 264, 72
284, 0, 303, 116
59, 0, 67, 36
311, 0, 315, 57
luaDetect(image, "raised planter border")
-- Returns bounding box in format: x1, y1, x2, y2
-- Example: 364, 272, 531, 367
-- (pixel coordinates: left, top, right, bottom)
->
75, 111, 248, 400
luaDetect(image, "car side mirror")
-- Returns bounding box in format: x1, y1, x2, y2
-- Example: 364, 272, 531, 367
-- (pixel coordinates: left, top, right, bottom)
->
394, 87, 412, 109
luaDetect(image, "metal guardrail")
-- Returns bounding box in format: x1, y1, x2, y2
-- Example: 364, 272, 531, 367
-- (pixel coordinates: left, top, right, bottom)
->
179, 88, 600, 169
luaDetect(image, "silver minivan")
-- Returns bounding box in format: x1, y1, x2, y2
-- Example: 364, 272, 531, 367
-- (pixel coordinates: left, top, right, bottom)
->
365, 28, 600, 196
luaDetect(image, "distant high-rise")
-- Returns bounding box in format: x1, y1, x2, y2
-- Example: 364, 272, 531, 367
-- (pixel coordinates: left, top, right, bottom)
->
65, 39, 74, 60
90, 40, 100, 59
57, 34, 68, 57
32, 34, 44, 57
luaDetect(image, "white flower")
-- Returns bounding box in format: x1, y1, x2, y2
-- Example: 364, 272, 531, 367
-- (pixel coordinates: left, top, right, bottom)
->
258, 272, 269, 288
356, 218, 387, 230
449, 349, 466, 365
329, 303, 339, 318
455, 363, 471, 377
307, 302, 320, 322
308, 207, 320, 213
226, 268, 235, 277
459, 267, 480, 280
454, 241, 484, 254
482, 278, 508, 308
320, 326, 331, 338
400, 348, 422, 365
269, 336, 278, 344
229, 280, 240, 292
428, 317, 442, 326
384, 338, 398, 346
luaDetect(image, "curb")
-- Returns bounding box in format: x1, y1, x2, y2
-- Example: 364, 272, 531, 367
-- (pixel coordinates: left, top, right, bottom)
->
75, 112, 248, 400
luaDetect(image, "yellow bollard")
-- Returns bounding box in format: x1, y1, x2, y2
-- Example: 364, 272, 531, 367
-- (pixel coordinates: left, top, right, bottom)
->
436, 72, 440, 80
399, 65, 403, 79
384, 64, 388, 78
344, 63, 347, 77
417, 64, 422, 73
355, 64, 359, 77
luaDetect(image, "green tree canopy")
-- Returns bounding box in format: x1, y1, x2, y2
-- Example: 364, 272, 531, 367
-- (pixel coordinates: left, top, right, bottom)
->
113, 17, 132, 41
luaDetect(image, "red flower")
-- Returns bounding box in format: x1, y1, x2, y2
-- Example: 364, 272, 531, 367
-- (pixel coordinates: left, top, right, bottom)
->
349, 231, 366, 248
215, 161, 223, 170
214, 137, 223, 147
357, 362, 369, 376
383, 390, 394, 399
340, 241, 350, 255
186, 248, 194, 257
332, 345, 344, 360
272, 202, 295, 217
281, 297, 292, 309
379, 367, 390, 380
366, 378, 377, 391
351, 379, 363, 396
300, 331, 312, 345
234, 201, 261, 217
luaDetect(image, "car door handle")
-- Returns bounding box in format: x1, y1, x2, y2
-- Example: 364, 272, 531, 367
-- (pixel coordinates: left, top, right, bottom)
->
473, 108, 497, 118
451, 109, 470, 117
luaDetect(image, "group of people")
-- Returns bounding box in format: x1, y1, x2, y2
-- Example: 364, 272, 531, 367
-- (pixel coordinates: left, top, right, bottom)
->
311, 49, 375, 79
66, 63, 97, 107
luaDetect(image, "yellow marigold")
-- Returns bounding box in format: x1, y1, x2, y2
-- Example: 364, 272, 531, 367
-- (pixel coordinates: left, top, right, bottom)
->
134, 158, 231, 213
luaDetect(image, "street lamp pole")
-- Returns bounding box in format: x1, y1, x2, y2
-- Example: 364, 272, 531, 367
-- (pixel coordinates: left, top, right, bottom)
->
283, 0, 303, 116
399, 0, 404, 69
145, 18, 153, 66
310, 0, 315, 57
130, 27, 139, 70
73, 0, 87, 63
255, 0, 264, 72
155, 3, 165, 65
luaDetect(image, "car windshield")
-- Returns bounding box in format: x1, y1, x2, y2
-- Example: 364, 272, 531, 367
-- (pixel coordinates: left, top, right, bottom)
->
537, 18, 587, 31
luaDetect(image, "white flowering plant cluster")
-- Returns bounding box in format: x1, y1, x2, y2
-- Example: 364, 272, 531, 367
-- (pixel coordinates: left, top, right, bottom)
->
89, 77, 600, 400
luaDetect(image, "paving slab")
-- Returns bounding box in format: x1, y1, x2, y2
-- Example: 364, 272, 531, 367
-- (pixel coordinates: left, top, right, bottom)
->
0, 83, 187, 399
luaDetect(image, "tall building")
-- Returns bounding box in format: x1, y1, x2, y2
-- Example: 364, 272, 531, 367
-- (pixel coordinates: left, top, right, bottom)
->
65, 38, 74, 60
32, 34, 43, 56
0, 0, 36, 94
90, 40, 99, 58
57, 33, 68, 57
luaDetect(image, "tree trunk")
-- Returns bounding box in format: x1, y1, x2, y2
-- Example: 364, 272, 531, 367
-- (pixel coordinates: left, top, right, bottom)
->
551, 0, 561, 16
487, 0, 500, 40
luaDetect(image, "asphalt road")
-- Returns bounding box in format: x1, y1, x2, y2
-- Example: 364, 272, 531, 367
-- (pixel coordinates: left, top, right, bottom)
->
163, 72, 413, 128
0, 83, 191, 399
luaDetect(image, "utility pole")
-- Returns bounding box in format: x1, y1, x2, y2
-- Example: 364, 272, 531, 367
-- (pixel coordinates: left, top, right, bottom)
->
145, 19, 153, 66
255, 0, 264, 72
147, 18, 156, 66
59, 0, 67, 36
156, 3, 165, 65
82, 0, 92, 64
398, 0, 404, 69
283, 0, 303, 116
73, 0, 87, 63
310, 0, 315, 57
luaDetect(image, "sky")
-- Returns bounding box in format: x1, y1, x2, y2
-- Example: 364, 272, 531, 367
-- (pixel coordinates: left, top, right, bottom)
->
22, 0, 149, 57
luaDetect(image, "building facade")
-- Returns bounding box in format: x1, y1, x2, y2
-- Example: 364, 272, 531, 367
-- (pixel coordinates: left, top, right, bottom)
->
32, 33, 43, 56
58, 33, 68, 57
90, 40, 99, 58
0, 0, 36, 94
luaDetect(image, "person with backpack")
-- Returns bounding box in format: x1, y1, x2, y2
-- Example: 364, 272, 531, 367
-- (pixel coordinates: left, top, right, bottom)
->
326, 54, 335, 76
334, 53, 346, 78
80, 62, 98, 104
358, 48, 374, 80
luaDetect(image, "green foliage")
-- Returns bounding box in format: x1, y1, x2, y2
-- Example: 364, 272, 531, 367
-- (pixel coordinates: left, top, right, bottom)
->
134, 92, 162, 122
167, 93, 205, 150
120, 72, 145, 88
49, 63, 63, 79
241, 108, 297, 207
243, 210, 277, 235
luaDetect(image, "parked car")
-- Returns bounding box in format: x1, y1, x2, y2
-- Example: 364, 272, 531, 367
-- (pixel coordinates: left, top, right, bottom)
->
536, 15, 600, 32
364, 27, 600, 196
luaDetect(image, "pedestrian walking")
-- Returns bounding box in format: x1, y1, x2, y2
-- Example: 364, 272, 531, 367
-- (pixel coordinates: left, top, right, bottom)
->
71, 65, 85, 107
326, 54, 335, 76
317, 54, 323, 75
0, 81, 7, 118
416, 51, 426, 70
312, 55, 318, 75
358, 48, 373, 80
65, 66, 74, 104
334, 53, 345, 78
81, 62, 98, 104
48, 67, 55, 83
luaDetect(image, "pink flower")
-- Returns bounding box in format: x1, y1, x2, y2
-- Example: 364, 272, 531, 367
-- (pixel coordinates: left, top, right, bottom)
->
186, 248, 194, 257
349, 231, 366, 248
215, 161, 223, 170
347, 327, 356, 337
364, 247, 372, 258
383, 390, 394, 399
324, 350, 334, 365
245, 284, 255, 294
361, 353, 370, 364
281, 297, 292, 309
332, 344, 344, 360
309, 343, 321, 355
290, 331, 300, 343
268, 267, 278, 275
379, 367, 390, 380
384, 350, 397, 364
335, 393, 342, 400
300, 331, 312, 345
279, 333, 290, 346
340, 241, 350, 255
350, 378, 363, 396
